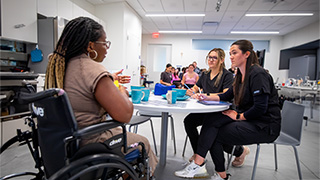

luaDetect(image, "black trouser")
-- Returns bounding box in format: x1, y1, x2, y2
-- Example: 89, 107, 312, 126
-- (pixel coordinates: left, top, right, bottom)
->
196, 112, 279, 172
184, 113, 243, 158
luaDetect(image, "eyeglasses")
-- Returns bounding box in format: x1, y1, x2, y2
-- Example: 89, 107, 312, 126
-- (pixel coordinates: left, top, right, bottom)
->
95, 41, 111, 48
207, 56, 218, 61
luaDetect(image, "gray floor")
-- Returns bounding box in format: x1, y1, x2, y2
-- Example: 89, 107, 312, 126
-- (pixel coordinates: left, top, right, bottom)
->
1, 101, 319, 180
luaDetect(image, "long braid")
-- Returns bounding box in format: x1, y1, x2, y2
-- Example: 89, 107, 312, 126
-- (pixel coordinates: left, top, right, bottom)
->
44, 17, 103, 89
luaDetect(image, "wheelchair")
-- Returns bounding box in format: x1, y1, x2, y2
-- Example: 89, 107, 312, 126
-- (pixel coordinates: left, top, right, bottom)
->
0, 88, 151, 180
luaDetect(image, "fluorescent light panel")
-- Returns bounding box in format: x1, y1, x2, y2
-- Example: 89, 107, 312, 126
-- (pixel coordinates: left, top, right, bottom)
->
230, 31, 279, 34
246, 13, 313, 17
159, 30, 202, 34
146, 14, 205, 17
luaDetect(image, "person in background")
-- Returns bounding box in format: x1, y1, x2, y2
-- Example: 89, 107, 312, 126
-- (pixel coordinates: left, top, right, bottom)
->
175, 40, 281, 180
193, 61, 201, 75
172, 67, 181, 88
181, 64, 199, 88
179, 67, 187, 80
44, 17, 158, 176
183, 48, 247, 175
160, 63, 173, 86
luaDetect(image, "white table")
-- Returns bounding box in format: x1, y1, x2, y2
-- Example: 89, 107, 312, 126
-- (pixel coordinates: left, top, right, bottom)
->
132, 94, 229, 166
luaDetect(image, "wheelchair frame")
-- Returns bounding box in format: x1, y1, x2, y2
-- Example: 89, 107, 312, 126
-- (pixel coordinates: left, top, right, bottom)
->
1, 87, 151, 180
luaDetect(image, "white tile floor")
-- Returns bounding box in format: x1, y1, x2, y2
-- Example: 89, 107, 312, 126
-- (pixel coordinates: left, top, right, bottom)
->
1, 101, 319, 180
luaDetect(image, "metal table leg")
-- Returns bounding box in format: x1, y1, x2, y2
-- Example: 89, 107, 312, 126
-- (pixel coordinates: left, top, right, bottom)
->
159, 112, 169, 166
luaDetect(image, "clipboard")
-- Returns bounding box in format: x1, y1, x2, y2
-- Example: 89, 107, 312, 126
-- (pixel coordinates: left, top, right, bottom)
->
197, 100, 232, 106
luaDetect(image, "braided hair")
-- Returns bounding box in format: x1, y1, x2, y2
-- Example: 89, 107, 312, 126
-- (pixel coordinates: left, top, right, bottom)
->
232, 40, 260, 106
45, 17, 104, 89
204, 48, 226, 87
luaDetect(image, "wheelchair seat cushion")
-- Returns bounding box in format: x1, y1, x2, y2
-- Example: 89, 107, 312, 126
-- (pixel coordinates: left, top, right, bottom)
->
125, 149, 140, 163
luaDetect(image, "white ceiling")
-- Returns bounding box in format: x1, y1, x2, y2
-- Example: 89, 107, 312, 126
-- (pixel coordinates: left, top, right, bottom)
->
86, 0, 319, 35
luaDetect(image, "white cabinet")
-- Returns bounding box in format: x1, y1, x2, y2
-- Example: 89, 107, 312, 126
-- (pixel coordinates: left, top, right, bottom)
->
58, 0, 73, 20
1, 0, 37, 43
38, 0, 58, 17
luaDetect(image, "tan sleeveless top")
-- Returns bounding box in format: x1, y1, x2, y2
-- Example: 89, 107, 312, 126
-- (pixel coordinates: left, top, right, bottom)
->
64, 54, 114, 145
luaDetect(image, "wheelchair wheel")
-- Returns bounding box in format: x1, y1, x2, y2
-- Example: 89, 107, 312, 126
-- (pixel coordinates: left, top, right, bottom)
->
48, 154, 139, 180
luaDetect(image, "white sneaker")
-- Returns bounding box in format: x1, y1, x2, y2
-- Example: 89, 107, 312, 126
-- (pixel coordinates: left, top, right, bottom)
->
211, 172, 231, 180
174, 160, 209, 178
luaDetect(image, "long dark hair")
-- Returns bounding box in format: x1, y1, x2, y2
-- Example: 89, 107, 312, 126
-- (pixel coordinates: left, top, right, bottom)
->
232, 40, 259, 105
45, 17, 104, 89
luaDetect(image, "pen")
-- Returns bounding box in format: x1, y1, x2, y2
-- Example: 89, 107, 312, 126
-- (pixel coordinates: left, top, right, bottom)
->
184, 84, 195, 94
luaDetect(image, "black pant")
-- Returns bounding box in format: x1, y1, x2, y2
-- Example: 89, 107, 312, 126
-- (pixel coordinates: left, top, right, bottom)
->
184, 113, 243, 157
196, 112, 279, 172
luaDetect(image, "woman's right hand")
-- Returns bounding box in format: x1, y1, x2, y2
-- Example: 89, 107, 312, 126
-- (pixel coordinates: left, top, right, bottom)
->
186, 88, 195, 96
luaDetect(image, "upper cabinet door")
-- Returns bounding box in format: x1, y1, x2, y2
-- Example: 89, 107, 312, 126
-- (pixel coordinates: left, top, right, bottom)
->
38, 0, 58, 17
1, 0, 37, 43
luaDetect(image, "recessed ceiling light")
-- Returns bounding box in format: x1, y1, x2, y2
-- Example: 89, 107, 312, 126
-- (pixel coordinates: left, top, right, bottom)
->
245, 13, 313, 17
230, 31, 279, 34
159, 30, 202, 34
146, 14, 205, 17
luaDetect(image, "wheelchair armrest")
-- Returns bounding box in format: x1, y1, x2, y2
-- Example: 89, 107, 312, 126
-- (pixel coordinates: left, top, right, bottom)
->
74, 120, 125, 138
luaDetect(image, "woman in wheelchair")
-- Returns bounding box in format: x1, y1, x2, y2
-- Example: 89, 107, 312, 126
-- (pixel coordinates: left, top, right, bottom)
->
44, 17, 158, 177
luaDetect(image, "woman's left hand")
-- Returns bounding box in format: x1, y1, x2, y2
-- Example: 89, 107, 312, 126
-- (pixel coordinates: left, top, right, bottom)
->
222, 110, 238, 120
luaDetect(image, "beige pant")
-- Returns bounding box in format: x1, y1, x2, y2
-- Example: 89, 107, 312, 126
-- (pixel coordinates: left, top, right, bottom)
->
82, 127, 158, 174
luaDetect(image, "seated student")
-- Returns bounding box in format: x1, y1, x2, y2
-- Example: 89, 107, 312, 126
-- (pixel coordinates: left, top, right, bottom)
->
193, 61, 201, 75
181, 64, 199, 88
160, 63, 173, 86
175, 40, 281, 180
183, 48, 248, 173
44, 17, 158, 176
171, 67, 181, 88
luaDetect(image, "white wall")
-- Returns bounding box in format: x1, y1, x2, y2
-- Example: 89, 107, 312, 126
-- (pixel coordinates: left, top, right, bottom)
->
141, 34, 283, 83
95, 2, 142, 85
279, 21, 320, 82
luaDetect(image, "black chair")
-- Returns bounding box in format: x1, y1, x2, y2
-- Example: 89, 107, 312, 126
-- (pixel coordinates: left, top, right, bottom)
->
128, 115, 158, 156
0, 88, 150, 180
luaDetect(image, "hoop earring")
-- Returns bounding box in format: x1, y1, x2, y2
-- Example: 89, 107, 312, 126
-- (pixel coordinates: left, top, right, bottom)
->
87, 50, 98, 60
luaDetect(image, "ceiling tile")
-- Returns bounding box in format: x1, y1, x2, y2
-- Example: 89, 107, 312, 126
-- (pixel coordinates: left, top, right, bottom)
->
233, 16, 260, 30
205, 0, 230, 12
161, 0, 184, 12
265, 16, 304, 30
249, 16, 281, 30
184, 0, 206, 12
226, 0, 255, 11
271, 0, 304, 11
279, 15, 319, 35
168, 16, 187, 29
294, 0, 319, 11
221, 11, 245, 22
85, 0, 319, 35
249, 0, 276, 11
186, 17, 204, 30
152, 17, 172, 29
138, 0, 164, 12
215, 21, 237, 34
